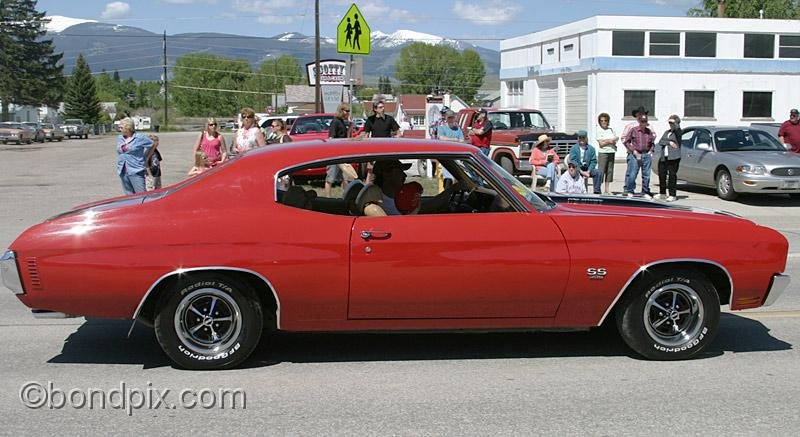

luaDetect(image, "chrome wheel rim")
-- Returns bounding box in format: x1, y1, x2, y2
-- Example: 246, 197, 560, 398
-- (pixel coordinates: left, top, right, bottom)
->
718, 172, 731, 196
174, 288, 242, 355
644, 284, 704, 346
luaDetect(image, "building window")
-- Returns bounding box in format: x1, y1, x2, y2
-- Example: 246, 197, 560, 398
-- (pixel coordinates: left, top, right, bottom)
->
744, 34, 774, 58
649, 32, 679, 56
410, 115, 424, 126
779, 35, 800, 58
685, 32, 716, 57
684, 91, 714, 118
563, 44, 574, 52
507, 80, 524, 95
742, 92, 772, 118
612, 31, 645, 56
546, 48, 555, 55
624, 90, 656, 118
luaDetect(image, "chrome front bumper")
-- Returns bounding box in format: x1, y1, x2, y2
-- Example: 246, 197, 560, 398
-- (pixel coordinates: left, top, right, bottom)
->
733, 175, 800, 193
1, 250, 24, 294
764, 274, 791, 306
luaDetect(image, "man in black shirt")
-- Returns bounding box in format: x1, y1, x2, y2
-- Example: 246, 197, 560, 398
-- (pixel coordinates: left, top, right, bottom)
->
363, 100, 399, 138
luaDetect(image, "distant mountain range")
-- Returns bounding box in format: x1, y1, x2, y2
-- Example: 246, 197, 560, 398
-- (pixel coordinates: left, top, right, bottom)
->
46, 16, 500, 85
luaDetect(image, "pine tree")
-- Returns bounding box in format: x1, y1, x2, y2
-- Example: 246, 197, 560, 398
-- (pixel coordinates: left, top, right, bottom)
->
0, 0, 64, 121
63, 54, 102, 123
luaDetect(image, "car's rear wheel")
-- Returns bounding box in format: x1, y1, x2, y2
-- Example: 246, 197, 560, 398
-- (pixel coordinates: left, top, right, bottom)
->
616, 268, 720, 360
715, 169, 737, 200
154, 273, 263, 370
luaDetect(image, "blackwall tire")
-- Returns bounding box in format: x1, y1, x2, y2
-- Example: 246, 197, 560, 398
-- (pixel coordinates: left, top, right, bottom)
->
154, 273, 263, 370
499, 156, 515, 175
616, 268, 720, 360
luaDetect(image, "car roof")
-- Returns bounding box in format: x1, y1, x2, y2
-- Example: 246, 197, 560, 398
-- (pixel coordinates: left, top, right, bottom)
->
296, 113, 334, 118
243, 138, 477, 170
683, 125, 773, 131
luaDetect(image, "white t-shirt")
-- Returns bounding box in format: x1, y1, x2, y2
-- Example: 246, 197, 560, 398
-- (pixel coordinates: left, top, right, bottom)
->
596, 126, 618, 154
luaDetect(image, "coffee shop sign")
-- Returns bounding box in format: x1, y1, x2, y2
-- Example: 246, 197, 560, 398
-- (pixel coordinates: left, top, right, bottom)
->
306, 60, 347, 86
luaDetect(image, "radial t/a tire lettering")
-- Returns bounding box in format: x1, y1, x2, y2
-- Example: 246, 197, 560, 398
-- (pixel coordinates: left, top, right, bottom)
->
615, 268, 720, 360
154, 273, 263, 370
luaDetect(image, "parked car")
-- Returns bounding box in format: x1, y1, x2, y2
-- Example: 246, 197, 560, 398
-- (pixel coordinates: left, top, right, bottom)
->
40, 123, 65, 141
675, 125, 800, 200
0, 122, 35, 144
21, 122, 46, 143
2, 139, 790, 369
62, 119, 90, 139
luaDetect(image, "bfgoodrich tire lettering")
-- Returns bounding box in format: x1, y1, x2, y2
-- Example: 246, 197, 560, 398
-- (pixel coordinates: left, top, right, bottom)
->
616, 268, 720, 360
154, 273, 263, 370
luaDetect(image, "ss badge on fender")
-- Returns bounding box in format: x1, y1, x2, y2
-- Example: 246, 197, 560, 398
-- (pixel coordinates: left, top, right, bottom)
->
587, 268, 607, 280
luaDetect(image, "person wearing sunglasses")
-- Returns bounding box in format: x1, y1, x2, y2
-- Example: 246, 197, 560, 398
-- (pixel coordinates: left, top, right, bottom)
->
192, 117, 228, 167
363, 100, 399, 138
270, 119, 292, 144
232, 107, 266, 154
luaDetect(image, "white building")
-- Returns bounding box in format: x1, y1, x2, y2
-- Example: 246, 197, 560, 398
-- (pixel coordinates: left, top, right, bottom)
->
500, 16, 800, 158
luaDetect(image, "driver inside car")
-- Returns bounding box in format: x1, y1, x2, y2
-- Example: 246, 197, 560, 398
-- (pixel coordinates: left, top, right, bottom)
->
371, 159, 463, 215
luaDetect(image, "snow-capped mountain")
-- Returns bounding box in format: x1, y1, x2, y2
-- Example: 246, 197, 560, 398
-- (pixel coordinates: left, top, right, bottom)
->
371, 30, 466, 50
45, 15, 96, 33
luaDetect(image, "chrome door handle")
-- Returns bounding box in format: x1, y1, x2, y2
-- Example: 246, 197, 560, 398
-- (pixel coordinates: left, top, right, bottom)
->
360, 230, 391, 240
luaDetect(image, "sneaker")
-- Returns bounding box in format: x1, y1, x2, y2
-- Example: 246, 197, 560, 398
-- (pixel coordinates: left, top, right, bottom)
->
666, 196, 677, 202
625, 192, 634, 198
642, 192, 653, 200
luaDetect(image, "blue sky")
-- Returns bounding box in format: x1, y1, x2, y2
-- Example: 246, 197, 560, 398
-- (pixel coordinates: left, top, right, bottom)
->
37, 0, 701, 49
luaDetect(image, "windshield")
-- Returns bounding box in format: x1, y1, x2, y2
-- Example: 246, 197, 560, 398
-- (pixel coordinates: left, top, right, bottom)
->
290, 116, 333, 134
477, 153, 550, 211
486, 111, 549, 130
714, 129, 785, 152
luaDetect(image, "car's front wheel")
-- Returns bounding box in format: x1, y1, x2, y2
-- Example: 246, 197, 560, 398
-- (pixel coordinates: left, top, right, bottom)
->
616, 268, 720, 360
154, 273, 263, 369
716, 169, 737, 200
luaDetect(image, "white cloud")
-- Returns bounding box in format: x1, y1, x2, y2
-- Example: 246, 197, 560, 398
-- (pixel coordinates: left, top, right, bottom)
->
236, 0, 305, 25
100, 2, 131, 20
453, 0, 522, 26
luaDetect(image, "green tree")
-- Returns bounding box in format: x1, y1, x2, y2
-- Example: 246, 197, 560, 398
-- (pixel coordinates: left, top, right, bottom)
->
0, 0, 64, 121
688, 0, 799, 18
378, 76, 393, 94
171, 54, 252, 116
395, 43, 485, 104
247, 54, 303, 111
63, 54, 102, 123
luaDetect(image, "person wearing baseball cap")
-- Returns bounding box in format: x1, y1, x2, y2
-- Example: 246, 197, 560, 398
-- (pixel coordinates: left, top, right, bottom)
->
779, 108, 800, 153
555, 161, 588, 195
370, 158, 461, 215
567, 130, 602, 194
429, 105, 450, 140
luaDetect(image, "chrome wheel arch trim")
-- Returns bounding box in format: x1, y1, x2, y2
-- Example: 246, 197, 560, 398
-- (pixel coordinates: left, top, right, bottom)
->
131, 266, 282, 329
595, 258, 733, 327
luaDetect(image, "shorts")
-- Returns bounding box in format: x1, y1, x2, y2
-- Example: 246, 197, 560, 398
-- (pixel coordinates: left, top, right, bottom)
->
325, 164, 342, 184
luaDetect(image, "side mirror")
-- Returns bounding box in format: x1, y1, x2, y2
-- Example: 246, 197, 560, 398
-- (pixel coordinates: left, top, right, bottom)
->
697, 143, 712, 151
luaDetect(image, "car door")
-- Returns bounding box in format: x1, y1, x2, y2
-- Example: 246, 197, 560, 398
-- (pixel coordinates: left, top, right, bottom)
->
692, 129, 716, 186
678, 128, 698, 182
348, 212, 569, 319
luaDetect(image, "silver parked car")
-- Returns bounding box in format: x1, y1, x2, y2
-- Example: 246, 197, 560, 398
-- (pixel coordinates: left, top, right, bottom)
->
678, 126, 800, 200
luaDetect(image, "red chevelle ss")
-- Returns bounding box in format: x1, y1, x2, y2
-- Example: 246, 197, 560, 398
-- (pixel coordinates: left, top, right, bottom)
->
1, 139, 791, 369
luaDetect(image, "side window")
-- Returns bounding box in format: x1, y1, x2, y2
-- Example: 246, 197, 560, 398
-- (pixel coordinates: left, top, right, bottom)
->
695, 130, 712, 149
681, 130, 696, 149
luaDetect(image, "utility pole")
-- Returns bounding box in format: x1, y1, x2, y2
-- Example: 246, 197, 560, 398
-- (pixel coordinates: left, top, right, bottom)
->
717, 0, 726, 18
314, 0, 321, 112
163, 31, 168, 129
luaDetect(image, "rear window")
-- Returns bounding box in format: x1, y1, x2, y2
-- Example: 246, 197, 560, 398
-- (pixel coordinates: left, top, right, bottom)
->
290, 116, 334, 135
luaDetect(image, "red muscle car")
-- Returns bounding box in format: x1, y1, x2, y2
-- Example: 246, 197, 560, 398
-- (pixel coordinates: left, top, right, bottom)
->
1, 139, 790, 369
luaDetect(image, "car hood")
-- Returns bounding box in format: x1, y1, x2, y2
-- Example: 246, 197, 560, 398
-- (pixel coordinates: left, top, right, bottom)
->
545, 194, 744, 220
722, 150, 800, 166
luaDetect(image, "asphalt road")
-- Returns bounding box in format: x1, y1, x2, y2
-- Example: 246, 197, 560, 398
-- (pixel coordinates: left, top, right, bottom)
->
1, 133, 798, 434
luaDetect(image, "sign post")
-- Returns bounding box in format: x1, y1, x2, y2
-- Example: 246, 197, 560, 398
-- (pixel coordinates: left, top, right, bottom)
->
337, 4, 370, 105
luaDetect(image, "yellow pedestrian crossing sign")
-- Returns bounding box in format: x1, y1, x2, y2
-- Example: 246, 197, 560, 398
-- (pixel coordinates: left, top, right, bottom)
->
337, 3, 370, 55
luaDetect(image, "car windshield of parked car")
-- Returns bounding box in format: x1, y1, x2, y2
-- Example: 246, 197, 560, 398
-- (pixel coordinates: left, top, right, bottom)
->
1, 122, 22, 129
476, 152, 549, 211
290, 116, 334, 134
487, 112, 549, 131
714, 129, 785, 152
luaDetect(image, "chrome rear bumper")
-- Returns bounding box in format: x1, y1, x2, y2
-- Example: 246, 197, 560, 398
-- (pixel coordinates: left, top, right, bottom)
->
1, 250, 24, 295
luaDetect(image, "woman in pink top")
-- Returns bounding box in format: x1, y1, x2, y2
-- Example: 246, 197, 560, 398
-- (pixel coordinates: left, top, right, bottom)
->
193, 117, 228, 167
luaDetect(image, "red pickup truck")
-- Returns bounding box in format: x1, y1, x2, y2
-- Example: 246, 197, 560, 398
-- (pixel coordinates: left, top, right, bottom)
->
456, 108, 577, 176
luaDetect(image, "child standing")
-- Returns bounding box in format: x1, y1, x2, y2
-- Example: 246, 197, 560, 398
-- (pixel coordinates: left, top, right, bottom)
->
188, 150, 208, 176
145, 134, 163, 190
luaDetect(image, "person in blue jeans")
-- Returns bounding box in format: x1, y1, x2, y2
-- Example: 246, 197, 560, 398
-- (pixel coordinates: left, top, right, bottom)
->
116, 117, 153, 195
622, 106, 656, 199
567, 130, 603, 194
